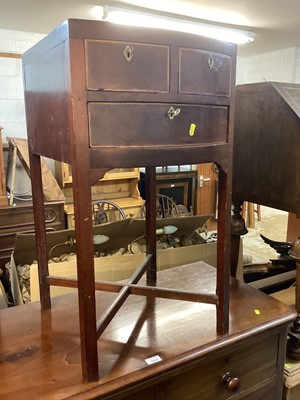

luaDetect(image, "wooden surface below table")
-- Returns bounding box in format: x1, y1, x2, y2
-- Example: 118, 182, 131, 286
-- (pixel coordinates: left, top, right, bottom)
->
0, 262, 295, 399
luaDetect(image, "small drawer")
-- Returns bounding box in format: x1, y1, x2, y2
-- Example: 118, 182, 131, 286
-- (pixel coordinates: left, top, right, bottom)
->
0, 207, 35, 229
85, 39, 169, 93
165, 333, 278, 399
88, 102, 228, 147
123, 206, 142, 219
179, 47, 232, 97
65, 206, 136, 229
0, 205, 61, 231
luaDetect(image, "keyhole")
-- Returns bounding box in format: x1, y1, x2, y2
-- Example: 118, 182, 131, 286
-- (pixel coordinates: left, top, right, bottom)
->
208, 55, 214, 69
123, 45, 134, 62
167, 106, 181, 121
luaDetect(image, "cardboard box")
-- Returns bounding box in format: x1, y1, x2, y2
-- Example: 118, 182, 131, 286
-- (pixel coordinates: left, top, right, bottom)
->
9, 216, 241, 303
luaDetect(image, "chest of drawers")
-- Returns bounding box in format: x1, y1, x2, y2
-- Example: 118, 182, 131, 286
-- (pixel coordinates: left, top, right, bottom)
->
0, 263, 295, 399
0, 200, 65, 268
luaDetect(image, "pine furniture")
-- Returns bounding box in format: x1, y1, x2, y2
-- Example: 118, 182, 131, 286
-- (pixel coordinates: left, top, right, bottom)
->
55, 163, 143, 227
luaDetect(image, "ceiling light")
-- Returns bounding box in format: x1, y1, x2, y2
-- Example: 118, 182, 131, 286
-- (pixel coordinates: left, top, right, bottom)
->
102, 5, 254, 45
90, 5, 104, 19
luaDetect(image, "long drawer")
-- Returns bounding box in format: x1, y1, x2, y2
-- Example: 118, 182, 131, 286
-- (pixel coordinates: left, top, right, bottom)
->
88, 102, 228, 147
164, 332, 279, 400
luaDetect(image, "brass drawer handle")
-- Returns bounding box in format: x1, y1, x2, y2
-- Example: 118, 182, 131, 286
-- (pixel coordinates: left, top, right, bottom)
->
221, 372, 241, 394
167, 106, 181, 121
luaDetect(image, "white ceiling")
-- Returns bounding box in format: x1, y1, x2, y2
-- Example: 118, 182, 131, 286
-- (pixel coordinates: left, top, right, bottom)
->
1, 0, 300, 56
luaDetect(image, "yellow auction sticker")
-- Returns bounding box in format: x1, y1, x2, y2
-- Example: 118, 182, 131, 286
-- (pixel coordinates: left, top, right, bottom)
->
189, 123, 196, 136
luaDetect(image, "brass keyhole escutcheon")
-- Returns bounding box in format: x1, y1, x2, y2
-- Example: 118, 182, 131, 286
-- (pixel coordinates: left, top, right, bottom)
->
208, 55, 214, 69
123, 45, 134, 62
167, 106, 181, 121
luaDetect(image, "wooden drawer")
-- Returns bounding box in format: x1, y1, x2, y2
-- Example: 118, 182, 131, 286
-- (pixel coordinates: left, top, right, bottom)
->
65, 204, 142, 228
0, 202, 65, 267
179, 48, 232, 97
164, 333, 278, 399
85, 39, 169, 93
123, 205, 142, 219
0, 203, 64, 231
127, 386, 157, 400
65, 209, 130, 229
89, 103, 228, 147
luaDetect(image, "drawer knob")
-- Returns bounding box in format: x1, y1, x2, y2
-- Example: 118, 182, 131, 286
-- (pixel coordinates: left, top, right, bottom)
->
221, 372, 241, 394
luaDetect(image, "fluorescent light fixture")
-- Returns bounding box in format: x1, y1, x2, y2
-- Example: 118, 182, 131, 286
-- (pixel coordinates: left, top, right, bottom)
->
102, 5, 254, 45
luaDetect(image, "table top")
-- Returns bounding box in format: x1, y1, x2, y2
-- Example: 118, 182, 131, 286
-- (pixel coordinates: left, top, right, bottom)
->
0, 262, 295, 399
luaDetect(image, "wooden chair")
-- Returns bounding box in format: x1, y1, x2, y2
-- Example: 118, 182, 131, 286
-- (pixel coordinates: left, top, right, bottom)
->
140, 194, 179, 219
242, 202, 261, 228
92, 200, 126, 224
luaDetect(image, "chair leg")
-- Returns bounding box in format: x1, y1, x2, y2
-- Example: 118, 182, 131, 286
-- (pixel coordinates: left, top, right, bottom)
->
256, 204, 261, 221
242, 202, 247, 219
243, 202, 261, 227
247, 202, 255, 229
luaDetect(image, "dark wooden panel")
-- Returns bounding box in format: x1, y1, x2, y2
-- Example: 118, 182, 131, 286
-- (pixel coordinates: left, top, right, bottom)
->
23, 39, 72, 163
89, 103, 228, 147
165, 332, 278, 399
242, 383, 277, 400
0, 263, 295, 399
85, 40, 169, 93
233, 82, 300, 216
179, 48, 231, 96
126, 386, 157, 400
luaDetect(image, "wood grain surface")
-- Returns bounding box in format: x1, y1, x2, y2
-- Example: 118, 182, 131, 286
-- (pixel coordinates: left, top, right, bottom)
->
0, 262, 295, 399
